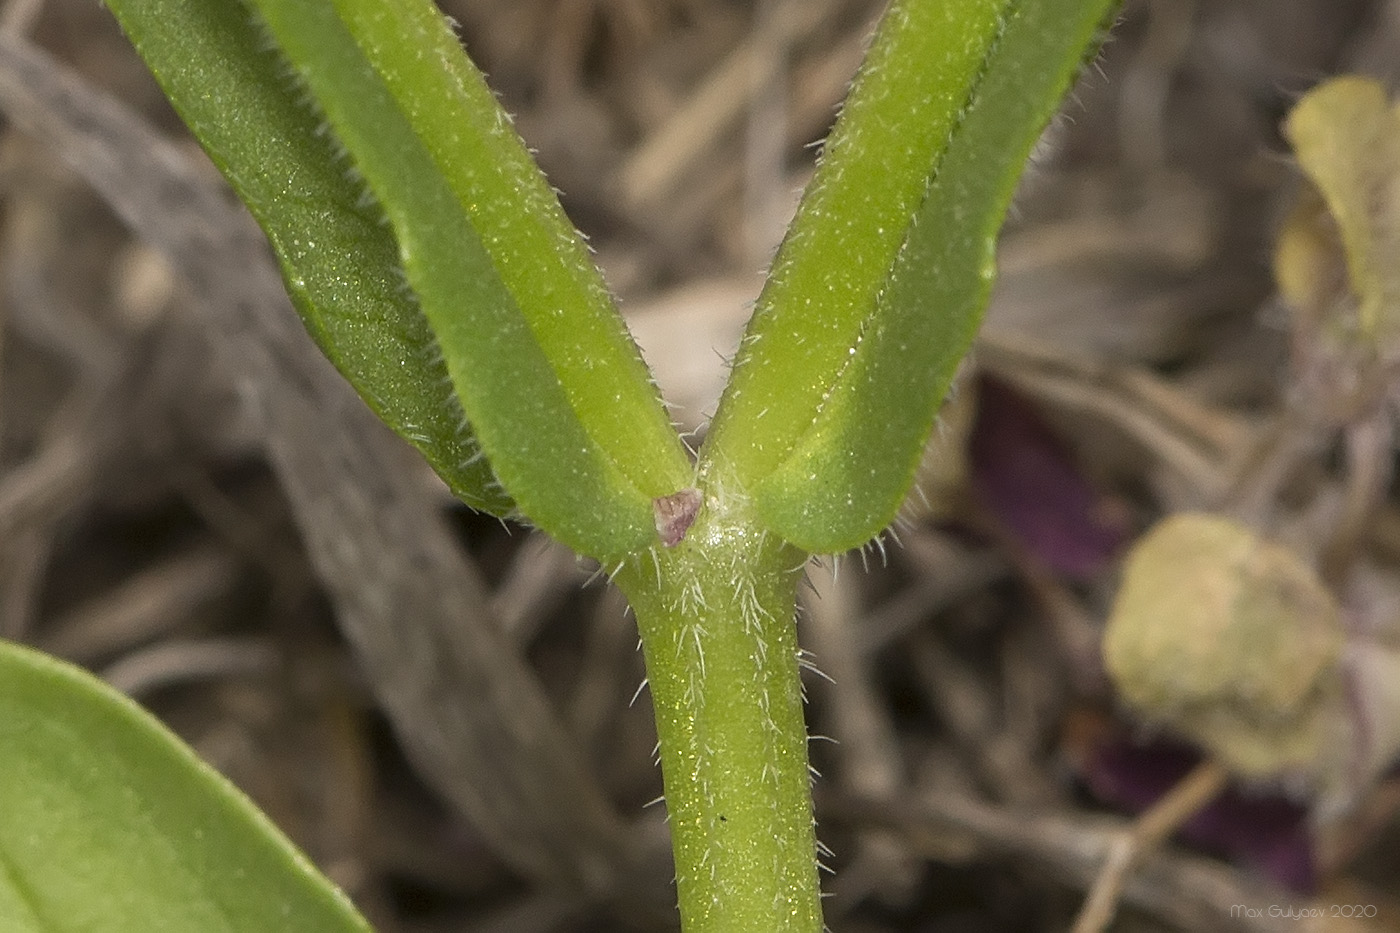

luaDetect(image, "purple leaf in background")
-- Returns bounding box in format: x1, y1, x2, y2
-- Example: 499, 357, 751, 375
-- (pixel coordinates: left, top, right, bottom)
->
1085, 733, 1316, 893
969, 376, 1126, 579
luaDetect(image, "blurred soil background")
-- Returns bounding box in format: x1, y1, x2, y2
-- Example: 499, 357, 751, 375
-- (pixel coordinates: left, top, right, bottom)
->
2, 0, 1400, 930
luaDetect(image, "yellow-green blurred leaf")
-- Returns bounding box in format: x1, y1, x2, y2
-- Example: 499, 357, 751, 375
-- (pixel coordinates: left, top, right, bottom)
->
1279, 76, 1400, 341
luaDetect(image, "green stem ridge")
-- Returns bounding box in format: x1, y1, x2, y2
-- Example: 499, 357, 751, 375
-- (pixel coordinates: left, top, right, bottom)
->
617, 488, 820, 932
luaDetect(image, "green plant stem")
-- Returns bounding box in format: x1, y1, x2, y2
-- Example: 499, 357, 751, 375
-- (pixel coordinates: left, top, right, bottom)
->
616, 489, 820, 932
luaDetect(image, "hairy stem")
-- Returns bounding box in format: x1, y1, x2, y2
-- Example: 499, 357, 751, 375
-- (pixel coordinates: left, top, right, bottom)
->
616, 486, 820, 932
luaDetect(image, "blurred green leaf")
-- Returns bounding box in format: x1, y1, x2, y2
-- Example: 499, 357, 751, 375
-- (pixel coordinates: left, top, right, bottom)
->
0, 640, 370, 932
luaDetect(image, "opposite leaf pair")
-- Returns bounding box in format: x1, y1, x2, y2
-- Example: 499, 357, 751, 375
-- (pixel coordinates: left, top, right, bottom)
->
111, 0, 1116, 562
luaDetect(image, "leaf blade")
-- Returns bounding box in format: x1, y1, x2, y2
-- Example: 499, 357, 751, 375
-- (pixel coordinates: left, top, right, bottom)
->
0, 640, 370, 933
244, 0, 689, 557
704, 0, 1118, 552
104, 0, 510, 514
328, 0, 692, 500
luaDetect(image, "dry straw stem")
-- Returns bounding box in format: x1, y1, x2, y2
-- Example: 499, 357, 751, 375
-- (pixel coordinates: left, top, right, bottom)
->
1070, 759, 1230, 933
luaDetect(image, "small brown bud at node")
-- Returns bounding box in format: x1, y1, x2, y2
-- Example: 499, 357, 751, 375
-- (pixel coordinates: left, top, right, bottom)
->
653, 488, 702, 547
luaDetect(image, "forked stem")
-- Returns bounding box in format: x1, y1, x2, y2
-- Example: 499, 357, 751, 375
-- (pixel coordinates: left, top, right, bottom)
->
616, 487, 821, 932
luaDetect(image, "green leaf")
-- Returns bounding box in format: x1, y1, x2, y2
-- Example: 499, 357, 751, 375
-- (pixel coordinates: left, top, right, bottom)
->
246, 0, 693, 558
107, 0, 692, 558
0, 640, 370, 932
103, 0, 508, 515
703, 0, 1118, 553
